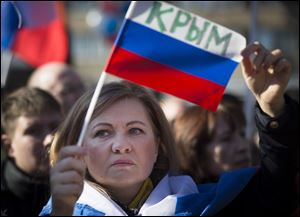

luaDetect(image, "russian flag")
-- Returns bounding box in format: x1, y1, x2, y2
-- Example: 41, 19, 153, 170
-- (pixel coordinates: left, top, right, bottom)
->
1, 1, 68, 67
105, 1, 246, 111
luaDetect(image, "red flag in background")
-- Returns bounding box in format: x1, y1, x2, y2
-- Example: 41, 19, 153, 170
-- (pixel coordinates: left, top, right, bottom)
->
1, 1, 68, 67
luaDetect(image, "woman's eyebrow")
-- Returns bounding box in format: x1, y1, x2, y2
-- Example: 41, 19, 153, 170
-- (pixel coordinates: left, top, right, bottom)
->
126, 121, 146, 126
91, 122, 112, 129
91, 121, 146, 130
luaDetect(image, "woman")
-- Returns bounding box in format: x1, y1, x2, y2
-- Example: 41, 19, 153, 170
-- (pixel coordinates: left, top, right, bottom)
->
40, 42, 298, 216
172, 94, 251, 184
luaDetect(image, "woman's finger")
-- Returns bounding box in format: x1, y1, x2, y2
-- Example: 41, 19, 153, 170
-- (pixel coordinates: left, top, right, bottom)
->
273, 58, 292, 74
52, 156, 86, 177
52, 183, 84, 198
252, 48, 268, 71
263, 49, 283, 70
51, 170, 85, 185
57, 145, 87, 161
241, 41, 263, 57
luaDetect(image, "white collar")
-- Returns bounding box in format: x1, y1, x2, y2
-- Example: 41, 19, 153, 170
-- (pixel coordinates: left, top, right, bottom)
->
139, 174, 199, 215
77, 175, 199, 216
77, 181, 127, 216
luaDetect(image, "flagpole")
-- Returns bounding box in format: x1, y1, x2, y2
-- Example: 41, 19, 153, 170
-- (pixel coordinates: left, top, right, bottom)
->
1, 51, 13, 89
76, 71, 107, 146
76, 2, 140, 147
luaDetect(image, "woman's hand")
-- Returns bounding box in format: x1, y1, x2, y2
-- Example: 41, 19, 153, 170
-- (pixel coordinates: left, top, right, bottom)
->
241, 42, 292, 117
50, 145, 87, 216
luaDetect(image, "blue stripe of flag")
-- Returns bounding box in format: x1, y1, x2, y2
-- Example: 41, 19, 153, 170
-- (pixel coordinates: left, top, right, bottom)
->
116, 19, 239, 87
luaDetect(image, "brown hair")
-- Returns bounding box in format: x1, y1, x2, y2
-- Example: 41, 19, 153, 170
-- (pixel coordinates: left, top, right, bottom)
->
50, 81, 179, 186
172, 94, 246, 183
1, 87, 61, 136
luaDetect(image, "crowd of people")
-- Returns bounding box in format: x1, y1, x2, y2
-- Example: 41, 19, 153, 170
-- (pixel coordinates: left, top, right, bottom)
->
1, 39, 298, 216
1, 62, 85, 216
1, 2, 299, 216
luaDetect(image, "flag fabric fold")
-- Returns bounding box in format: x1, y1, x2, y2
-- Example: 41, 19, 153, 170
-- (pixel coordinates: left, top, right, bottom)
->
104, 1, 246, 111
1, 1, 68, 67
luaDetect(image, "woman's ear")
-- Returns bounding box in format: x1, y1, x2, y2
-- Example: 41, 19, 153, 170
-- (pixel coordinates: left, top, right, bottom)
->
1, 134, 13, 157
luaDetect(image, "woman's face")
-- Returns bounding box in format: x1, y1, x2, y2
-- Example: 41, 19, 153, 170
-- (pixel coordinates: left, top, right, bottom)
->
84, 98, 158, 189
207, 115, 251, 176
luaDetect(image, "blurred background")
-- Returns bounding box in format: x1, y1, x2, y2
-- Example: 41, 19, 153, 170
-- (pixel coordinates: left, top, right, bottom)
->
2, 1, 298, 92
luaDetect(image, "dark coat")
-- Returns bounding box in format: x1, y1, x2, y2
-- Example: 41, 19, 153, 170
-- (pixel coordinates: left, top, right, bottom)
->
216, 95, 299, 216
1, 159, 50, 216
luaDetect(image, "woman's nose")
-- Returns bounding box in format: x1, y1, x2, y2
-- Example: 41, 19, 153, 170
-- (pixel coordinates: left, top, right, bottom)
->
111, 134, 132, 153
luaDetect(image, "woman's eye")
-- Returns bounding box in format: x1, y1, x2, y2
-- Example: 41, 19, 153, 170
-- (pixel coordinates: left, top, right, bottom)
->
129, 128, 143, 135
94, 130, 110, 138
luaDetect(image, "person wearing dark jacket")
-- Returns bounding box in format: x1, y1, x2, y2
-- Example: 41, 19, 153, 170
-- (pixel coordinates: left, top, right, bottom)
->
1, 88, 62, 216
215, 94, 298, 216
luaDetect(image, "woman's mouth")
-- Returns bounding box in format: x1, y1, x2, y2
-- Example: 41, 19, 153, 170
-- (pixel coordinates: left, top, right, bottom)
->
112, 159, 135, 166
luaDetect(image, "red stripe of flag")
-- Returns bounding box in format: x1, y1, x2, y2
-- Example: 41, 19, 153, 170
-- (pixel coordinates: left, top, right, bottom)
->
5, 2, 69, 67
105, 46, 225, 111
12, 18, 68, 67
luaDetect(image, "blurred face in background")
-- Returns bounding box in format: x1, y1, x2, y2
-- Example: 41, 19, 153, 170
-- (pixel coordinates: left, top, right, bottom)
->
5, 113, 61, 177
49, 71, 85, 114
28, 63, 86, 114
206, 114, 251, 176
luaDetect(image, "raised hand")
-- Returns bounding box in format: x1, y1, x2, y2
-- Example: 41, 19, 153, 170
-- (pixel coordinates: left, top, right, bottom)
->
241, 42, 292, 117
